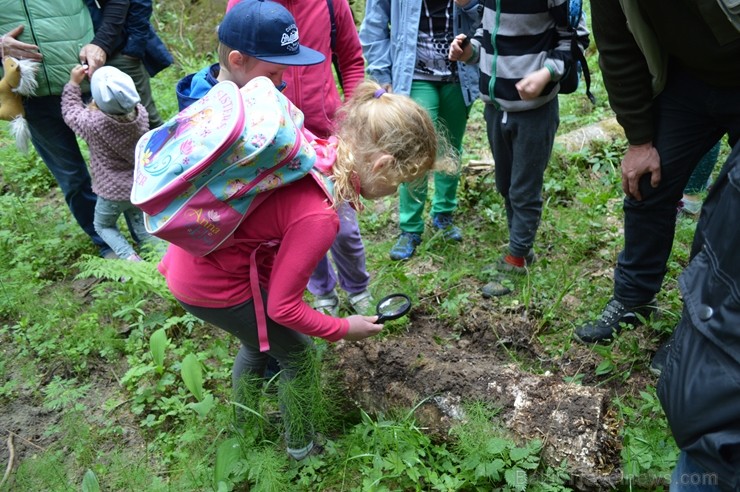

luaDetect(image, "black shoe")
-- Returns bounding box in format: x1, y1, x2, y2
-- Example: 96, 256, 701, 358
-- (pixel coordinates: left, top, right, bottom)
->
649, 337, 673, 377
574, 298, 657, 344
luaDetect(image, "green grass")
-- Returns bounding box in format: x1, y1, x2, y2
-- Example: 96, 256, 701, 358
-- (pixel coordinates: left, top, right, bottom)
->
0, 2, 725, 490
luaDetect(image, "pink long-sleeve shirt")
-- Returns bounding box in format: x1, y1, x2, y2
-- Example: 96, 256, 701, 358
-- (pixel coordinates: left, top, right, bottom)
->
159, 176, 349, 342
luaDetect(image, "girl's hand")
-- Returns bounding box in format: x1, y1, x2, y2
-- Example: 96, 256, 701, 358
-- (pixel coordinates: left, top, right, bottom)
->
69, 64, 87, 85
343, 315, 383, 341
515, 67, 551, 100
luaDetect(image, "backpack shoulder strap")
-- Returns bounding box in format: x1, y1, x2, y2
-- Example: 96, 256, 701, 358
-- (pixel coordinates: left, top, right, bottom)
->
325, 0, 345, 90
568, 0, 596, 105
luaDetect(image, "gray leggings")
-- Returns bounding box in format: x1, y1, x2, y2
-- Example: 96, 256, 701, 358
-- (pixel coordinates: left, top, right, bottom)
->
179, 296, 315, 454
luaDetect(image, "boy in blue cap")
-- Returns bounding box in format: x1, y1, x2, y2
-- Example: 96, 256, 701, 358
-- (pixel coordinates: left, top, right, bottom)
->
176, 0, 324, 110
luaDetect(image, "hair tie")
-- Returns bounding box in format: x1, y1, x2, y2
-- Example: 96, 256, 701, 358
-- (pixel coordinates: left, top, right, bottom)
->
373, 88, 386, 98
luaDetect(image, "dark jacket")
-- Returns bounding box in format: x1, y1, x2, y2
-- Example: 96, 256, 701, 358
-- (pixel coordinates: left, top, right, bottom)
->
591, 0, 740, 145
658, 144, 740, 491
86, 0, 172, 76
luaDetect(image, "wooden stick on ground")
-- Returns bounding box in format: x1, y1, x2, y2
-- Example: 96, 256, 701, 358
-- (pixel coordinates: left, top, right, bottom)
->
0, 432, 15, 489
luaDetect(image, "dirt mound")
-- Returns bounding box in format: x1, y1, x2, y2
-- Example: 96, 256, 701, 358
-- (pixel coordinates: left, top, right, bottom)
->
333, 305, 623, 489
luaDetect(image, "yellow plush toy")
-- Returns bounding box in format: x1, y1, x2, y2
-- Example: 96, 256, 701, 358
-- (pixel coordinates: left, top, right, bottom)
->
0, 56, 39, 153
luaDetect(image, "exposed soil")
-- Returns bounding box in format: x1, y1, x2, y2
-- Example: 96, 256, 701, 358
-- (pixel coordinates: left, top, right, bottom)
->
333, 302, 649, 489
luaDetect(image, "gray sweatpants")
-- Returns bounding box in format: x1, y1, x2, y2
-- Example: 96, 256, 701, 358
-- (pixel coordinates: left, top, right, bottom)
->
484, 98, 559, 257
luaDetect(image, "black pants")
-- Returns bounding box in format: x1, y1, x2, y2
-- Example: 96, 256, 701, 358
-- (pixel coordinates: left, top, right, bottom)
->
614, 66, 740, 305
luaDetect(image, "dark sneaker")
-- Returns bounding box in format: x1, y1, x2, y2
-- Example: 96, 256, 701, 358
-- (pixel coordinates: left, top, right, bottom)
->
389, 232, 422, 261
483, 250, 536, 275
574, 298, 658, 344
431, 213, 462, 242
649, 336, 673, 377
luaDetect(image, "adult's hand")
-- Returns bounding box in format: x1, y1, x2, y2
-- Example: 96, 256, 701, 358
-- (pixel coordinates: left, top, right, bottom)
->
79, 44, 107, 76
343, 315, 383, 341
621, 142, 661, 200
1, 25, 42, 61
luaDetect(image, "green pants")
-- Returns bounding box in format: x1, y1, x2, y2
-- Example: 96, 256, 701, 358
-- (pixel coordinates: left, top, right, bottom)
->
399, 80, 470, 233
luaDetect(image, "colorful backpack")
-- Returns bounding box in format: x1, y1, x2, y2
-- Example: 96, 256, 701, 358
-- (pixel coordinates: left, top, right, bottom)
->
131, 77, 321, 256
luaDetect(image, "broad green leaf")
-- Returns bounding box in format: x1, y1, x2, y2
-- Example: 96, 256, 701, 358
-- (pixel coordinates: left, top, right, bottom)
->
214, 437, 242, 486
81, 469, 101, 492
187, 393, 215, 418
149, 328, 168, 373
181, 353, 204, 401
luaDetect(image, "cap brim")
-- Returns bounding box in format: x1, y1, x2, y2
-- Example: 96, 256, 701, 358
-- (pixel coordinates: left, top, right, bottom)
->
254, 45, 326, 66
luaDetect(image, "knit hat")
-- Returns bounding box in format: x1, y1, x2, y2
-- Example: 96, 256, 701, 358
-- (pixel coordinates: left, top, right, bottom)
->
218, 0, 325, 66
90, 66, 140, 115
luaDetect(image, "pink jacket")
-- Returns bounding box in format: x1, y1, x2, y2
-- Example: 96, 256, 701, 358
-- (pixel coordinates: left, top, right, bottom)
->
159, 176, 348, 342
227, 0, 365, 138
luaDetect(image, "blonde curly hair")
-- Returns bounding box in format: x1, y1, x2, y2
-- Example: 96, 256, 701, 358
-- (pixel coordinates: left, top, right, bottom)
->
331, 80, 455, 209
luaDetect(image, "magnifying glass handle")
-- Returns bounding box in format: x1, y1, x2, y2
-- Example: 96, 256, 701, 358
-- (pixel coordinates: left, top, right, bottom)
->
375, 314, 388, 324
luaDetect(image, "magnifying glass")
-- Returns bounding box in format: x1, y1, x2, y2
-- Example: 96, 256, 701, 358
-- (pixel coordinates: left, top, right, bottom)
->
375, 293, 412, 324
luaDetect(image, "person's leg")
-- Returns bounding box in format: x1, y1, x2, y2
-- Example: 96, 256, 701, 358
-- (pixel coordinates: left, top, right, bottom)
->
329, 204, 370, 296
670, 452, 723, 492
94, 198, 137, 259
107, 53, 164, 128
178, 297, 316, 458
23, 96, 107, 252
307, 256, 338, 297
614, 68, 734, 306
501, 99, 558, 258
398, 80, 442, 234
389, 81, 440, 260
122, 202, 158, 252
430, 83, 469, 217
484, 103, 514, 232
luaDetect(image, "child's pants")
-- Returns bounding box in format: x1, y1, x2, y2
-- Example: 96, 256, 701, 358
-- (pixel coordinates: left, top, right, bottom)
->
93, 197, 150, 259
398, 80, 470, 233
308, 202, 369, 297
484, 98, 559, 257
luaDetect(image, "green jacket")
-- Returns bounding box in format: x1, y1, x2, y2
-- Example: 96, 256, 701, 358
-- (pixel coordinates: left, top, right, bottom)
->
0, 0, 94, 97
592, 0, 740, 144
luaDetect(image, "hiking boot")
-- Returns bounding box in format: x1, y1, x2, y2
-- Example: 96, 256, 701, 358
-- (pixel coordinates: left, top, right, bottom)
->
431, 213, 462, 242
389, 232, 422, 261
482, 250, 536, 275
481, 276, 514, 298
348, 290, 374, 316
313, 289, 340, 317
574, 298, 658, 344
649, 336, 673, 377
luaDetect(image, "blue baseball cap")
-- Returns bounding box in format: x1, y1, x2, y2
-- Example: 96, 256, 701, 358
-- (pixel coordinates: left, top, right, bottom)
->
218, 0, 325, 66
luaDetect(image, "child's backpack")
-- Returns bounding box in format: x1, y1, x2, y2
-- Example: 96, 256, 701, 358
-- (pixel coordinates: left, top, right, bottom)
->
131, 77, 324, 256
559, 0, 596, 104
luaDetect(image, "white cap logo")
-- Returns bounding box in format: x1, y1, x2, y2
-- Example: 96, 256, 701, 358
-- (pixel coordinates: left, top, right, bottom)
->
280, 23, 300, 52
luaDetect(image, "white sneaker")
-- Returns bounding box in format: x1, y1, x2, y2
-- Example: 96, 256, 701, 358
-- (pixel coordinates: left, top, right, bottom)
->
313, 289, 340, 316
348, 290, 374, 316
